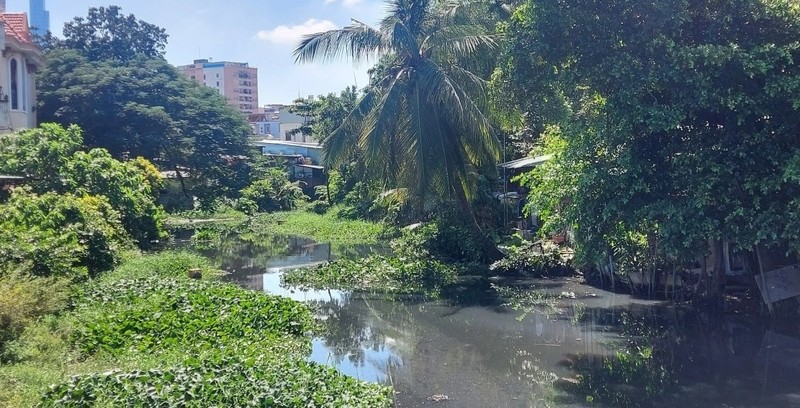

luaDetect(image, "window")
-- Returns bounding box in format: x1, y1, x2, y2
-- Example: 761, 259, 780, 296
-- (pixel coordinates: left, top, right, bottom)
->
191, 75, 196, 80
9, 58, 20, 110
216, 81, 220, 87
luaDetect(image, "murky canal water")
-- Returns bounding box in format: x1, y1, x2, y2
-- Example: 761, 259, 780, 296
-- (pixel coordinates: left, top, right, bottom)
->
175, 232, 800, 407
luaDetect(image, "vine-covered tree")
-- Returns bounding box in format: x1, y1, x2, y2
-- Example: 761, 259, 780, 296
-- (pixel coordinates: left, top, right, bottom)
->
501, 0, 800, 300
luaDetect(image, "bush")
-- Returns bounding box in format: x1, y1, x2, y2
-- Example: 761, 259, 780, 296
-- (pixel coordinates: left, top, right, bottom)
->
0, 124, 167, 248
240, 168, 307, 212
392, 215, 486, 263
0, 271, 69, 362
65, 149, 166, 248
283, 255, 457, 296
306, 200, 331, 214
0, 190, 130, 279
490, 242, 574, 277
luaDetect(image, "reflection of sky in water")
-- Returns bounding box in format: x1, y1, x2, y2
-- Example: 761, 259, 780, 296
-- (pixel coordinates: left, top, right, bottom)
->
309, 339, 400, 383
182, 230, 800, 408
262, 270, 404, 385
262, 269, 348, 303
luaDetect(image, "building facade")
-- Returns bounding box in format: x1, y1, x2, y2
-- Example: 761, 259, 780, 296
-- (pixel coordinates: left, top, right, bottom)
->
0, 4, 44, 133
176, 59, 258, 115
28, 0, 49, 37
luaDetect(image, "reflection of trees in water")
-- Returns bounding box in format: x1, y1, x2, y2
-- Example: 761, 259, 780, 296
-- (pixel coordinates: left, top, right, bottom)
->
309, 294, 417, 368
561, 305, 798, 407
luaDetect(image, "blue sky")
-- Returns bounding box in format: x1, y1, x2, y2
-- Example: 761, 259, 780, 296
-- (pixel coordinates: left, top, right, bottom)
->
7, 0, 387, 104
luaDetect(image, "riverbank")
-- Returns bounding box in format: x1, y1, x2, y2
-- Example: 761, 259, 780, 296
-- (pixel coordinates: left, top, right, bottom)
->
0, 251, 391, 407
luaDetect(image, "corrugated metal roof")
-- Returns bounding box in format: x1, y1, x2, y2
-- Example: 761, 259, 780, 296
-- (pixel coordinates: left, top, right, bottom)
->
498, 154, 553, 170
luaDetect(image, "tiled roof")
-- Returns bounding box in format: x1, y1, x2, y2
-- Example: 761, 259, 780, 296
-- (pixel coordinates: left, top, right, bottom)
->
0, 13, 33, 45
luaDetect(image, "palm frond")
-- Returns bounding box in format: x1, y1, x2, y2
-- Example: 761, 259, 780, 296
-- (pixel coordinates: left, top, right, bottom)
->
322, 89, 378, 167
358, 70, 407, 181
294, 21, 387, 64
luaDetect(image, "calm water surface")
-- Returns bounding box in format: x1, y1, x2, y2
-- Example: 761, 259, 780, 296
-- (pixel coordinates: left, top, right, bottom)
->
177, 232, 800, 408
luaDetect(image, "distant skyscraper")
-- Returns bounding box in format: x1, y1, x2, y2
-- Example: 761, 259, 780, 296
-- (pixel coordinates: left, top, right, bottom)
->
29, 0, 49, 37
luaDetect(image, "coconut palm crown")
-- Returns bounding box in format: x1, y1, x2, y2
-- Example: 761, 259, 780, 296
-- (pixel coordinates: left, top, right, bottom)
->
294, 0, 501, 213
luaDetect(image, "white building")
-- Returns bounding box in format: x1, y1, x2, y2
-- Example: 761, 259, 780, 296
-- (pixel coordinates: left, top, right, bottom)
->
0, 5, 44, 133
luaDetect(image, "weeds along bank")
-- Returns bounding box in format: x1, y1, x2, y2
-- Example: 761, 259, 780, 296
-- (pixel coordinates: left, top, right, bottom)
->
0, 251, 391, 407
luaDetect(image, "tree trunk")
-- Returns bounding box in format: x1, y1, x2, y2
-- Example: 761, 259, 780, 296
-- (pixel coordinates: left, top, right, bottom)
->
452, 181, 504, 263
699, 239, 725, 309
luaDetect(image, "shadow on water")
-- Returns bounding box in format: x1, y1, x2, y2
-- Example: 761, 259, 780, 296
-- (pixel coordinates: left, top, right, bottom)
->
171, 229, 800, 408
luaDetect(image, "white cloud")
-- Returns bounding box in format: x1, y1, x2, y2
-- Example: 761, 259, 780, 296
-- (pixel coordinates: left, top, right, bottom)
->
256, 19, 338, 45
325, 0, 364, 8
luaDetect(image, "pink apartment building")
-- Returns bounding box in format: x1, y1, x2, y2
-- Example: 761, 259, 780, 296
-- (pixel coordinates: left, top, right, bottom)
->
176, 59, 258, 115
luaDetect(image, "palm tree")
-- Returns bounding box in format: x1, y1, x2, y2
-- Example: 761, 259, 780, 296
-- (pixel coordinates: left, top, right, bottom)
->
294, 0, 502, 258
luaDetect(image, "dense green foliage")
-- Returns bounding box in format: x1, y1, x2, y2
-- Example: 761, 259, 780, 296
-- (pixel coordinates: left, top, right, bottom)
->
0, 252, 391, 407
294, 0, 504, 257
0, 272, 68, 363
0, 191, 129, 279
239, 168, 307, 213
60, 6, 168, 62
490, 242, 574, 277
72, 277, 313, 356
288, 86, 359, 141
0, 124, 166, 248
38, 8, 252, 202
283, 255, 457, 296
248, 208, 386, 246
40, 357, 392, 407
497, 0, 800, 290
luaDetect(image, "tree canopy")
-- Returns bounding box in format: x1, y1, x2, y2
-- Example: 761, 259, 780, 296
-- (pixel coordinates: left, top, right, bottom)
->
61, 5, 168, 62
500, 0, 800, 270
37, 49, 252, 200
288, 86, 359, 141
297, 0, 502, 217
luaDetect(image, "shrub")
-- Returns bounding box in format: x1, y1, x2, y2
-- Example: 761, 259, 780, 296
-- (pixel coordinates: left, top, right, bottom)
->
306, 200, 330, 214
0, 271, 69, 362
0, 190, 130, 279
65, 149, 166, 248
490, 242, 574, 277
391, 215, 486, 263
240, 168, 307, 212
283, 255, 457, 296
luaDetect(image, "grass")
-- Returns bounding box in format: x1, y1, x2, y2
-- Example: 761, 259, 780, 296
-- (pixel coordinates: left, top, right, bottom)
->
0, 251, 392, 407
246, 207, 387, 246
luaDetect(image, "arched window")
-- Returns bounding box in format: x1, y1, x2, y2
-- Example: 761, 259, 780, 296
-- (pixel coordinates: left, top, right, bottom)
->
9, 58, 19, 110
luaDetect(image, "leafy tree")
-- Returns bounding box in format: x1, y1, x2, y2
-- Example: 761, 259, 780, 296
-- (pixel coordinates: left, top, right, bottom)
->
294, 0, 502, 259
61, 6, 168, 62
65, 149, 167, 247
240, 169, 307, 213
37, 50, 252, 200
0, 123, 82, 193
502, 0, 800, 299
288, 87, 360, 141
0, 124, 166, 248
0, 190, 130, 279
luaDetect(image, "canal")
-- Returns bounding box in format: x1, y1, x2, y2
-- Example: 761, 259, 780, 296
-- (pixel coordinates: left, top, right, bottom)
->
176, 231, 800, 407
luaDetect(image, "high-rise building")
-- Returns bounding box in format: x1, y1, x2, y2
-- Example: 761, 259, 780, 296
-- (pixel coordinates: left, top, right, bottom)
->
176, 59, 258, 115
29, 0, 49, 37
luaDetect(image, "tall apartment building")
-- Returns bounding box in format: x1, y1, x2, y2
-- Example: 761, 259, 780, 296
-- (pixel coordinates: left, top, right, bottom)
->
177, 59, 258, 115
29, 0, 49, 37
